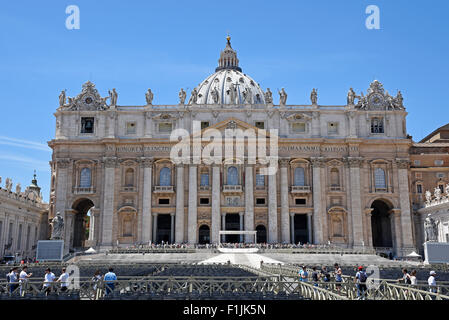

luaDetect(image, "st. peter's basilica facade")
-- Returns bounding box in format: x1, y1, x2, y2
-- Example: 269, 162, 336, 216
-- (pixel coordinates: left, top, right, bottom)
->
49, 37, 415, 256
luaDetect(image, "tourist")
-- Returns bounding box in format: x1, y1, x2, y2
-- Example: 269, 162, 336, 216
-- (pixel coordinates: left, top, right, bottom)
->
311, 267, 319, 287
428, 271, 437, 293
299, 265, 308, 282
334, 263, 343, 291
104, 267, 117, 295
43, 268, 56, 295
19, 266, 32, 296
8, 267, 19, 295
410, 270, 418, 286
354, 266, 368, 300
321, 266, 330, 283
92, 270, 103, 291
398, 268, 411, 285
56, 267, 69, 292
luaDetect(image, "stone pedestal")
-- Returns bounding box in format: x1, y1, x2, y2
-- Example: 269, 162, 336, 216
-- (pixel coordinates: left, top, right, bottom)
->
36, 240, 64, 262
424, 241, 449, 264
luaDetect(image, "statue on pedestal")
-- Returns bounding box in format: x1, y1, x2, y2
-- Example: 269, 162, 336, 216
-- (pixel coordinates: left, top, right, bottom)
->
228, 84, 237, 105
310, 88, 318, 105
211, 87, 220, 104
5, 178, 12, 192
424, 214, 439, 242
190, 88, 198, 104
179, 88, 186, 105
51, 212, 64, 240
15, 183, 21, 194
145, 89, 154, 105
425, 190, 432, 205
279, 88, 287, 106
59, 90, 66, 107
264, 88, 273, 104
434, 187, 442, 201
347, 88, 356, 105
108, 88, 118, 106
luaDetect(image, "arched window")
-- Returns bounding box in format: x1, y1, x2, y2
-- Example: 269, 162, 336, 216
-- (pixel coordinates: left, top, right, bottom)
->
80, 168, 91, 188
374, 168, 386, 189
227, 167, 238, 185
200, 172, 209, 186
160, 167, 171, 186
125, 168, 134, 186
294, 167, 305, 186
256, 171, 265, 186
123, 215, 133, 237
330, 168, 339, 186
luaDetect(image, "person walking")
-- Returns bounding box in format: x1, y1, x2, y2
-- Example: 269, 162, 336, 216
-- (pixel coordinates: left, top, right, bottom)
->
428, 271, 437, 293
299, 266, 308, 282
8, 267, 19, 295
334, 263, 343, 291
410, 270, 418, 286
311, 266, 320, 287
56, 267, 69, 292
19, 266, 32, 296
43, 268, 55, 296
355, 266, 368, 300
398, 268, 411, 285
104, 268, 117, 295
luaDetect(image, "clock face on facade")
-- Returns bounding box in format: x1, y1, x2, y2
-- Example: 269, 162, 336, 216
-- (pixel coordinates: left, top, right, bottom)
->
369, 93, 385, 108
80, 94, 95, 108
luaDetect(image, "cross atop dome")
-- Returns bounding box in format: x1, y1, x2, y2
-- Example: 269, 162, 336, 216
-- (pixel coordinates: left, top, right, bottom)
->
216, 35, 242, 72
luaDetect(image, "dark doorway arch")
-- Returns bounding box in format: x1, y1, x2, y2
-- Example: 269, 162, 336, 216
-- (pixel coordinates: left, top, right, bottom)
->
225, 214, 240, 243
293, 215, 308, 244
256, 225, 267, 243
371, 200, 393, 248
198, 225, 210, 244
71, 198, 94, 249
156, 214, 171, 243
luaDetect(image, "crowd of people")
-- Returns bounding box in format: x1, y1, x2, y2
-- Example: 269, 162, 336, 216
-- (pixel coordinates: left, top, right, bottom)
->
293, 264, 441, 299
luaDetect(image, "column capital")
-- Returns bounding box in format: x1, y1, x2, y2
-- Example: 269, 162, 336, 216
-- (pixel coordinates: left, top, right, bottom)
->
239, 212, 244, 217
170, 212, 175, 217
344, 157, 364, 168
152, 212, 159, 217
279, 157, 291, 167
139, 157, 154, 168
395, 158, 410, 169
56, 158, 71, 169
389, 208, 401, 216
289, 212, 295, 217
310, 157, 325, 168
103, 157, 118, 168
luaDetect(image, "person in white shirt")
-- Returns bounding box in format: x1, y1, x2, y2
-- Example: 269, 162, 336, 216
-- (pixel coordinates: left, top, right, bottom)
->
19, 266, 32, 296
56, 268, 69, 292
43, 268, 56, 295
409, 270, 418, 286
8, 267, 19, 294
428, 270, 437, 293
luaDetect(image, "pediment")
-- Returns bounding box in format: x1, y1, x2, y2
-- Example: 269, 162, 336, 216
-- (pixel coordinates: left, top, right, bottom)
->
285, 113, 312, 122
192, 118, 271, 138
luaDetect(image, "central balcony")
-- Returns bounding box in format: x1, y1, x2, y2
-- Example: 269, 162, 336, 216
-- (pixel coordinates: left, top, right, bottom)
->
223, 185, 243, 193
154, 186, 174, 193
73, 187, 96, 194
291, 186, 311, 193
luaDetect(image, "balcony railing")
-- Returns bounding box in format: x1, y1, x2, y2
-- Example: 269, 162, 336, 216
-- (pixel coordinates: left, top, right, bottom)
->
291, 186, 311, 193
73, 187, 95, 194
223, 185, 243, 193
255, 185, 267, 191
154, 186, 174, 193
199, 185, 210, 191
375, 187, 388, 193
121, 186, 137, 192
329, 186, 342, 192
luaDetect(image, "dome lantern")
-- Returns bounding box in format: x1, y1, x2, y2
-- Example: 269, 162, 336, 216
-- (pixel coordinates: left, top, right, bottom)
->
216, 36, 242, 72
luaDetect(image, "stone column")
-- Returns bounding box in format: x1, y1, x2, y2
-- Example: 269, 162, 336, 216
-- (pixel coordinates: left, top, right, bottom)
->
101, 157, 117, 247
175, 164, 185, 243
87, 208, 100, 246
239, 212, 244, 243
364, 208, 374, 247
170, 213, 175, 244
390, 209, 402, 254
396, 159, 415, 254
290, 213, 295, 244
307, 213, 313, 244
64, 209, 76, 251
187, 164, 198, 244
244, 164, 254, 243
347, 157, 364, 248
221, 213, 226, 243
280, 158, 290, 243
211, 165, 221, 244
268, 160, 278, 243
152, 213, 158, 244
311, 157, 324, 244
54, 159, 70, 236
140, 157, 153, 244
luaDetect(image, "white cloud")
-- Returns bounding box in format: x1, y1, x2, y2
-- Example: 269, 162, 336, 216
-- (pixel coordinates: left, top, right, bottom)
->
0, 136, 50, 152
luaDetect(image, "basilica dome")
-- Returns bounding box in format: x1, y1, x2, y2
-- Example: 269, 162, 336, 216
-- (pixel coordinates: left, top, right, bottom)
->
189, 37, 266, 105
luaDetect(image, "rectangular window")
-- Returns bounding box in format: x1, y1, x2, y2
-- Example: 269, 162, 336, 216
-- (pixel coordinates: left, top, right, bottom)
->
435, 160, 444, 166
416, 184, 422, 194
255, 174, 265, 186
414, 160, 421, 166
126, 122, 136, 134
200, 173, 209, 186
81, 117, 95, 134
158, 122, 173, 133
415, 172, 422, 179
327, 122, 338, 135
255, 121, 265, 129
256, 198, 266, 205
201, 122, 210, 130
292, 123, 306, 133
295, 198, 306, 205
199, 198, 210, 205
371, 118, 384, 134
158, 198, 170, 205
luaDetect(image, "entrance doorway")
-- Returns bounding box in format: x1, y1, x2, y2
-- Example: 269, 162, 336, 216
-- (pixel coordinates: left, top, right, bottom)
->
225, 214, 240, 243
256, 225, 267, 243
72, 199, 94, 249
371, 200, 393, 248
156, 214, 171, 244
199, 225, 210, 244
293, 215, 308, 244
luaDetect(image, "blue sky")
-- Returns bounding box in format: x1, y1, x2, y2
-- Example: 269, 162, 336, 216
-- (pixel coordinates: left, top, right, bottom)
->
0, 0, 448, 200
